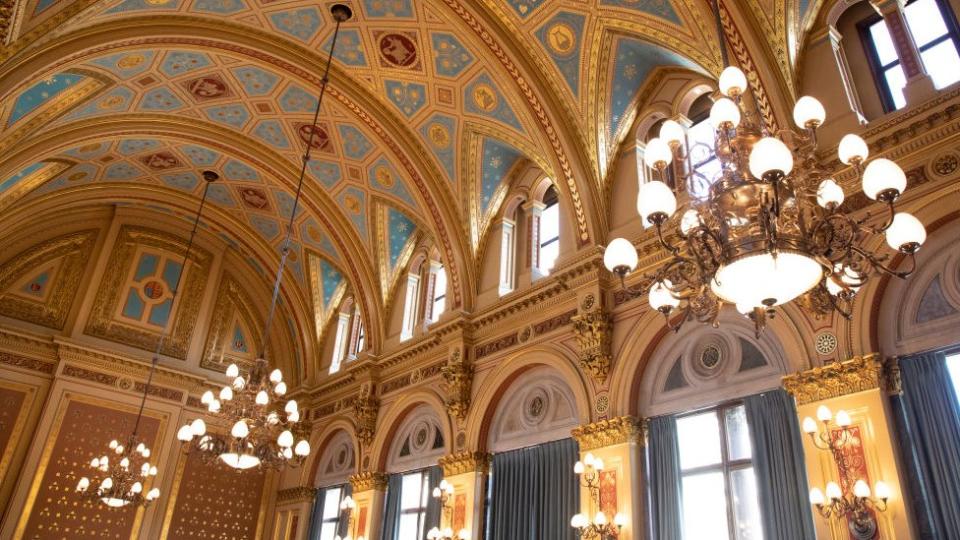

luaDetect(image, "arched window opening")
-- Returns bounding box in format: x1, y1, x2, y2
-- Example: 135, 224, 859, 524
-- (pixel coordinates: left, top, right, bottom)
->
400, 262, 422, 342
348, 304, 364, 359
498, 215, 517, 296
685, 93, 721, 199
538, 185, 560, 275
430, 265, 447, 323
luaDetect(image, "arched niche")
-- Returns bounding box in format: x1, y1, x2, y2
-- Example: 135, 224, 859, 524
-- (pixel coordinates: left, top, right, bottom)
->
486, 365, 581, 453
384, 403, 447, 474
636, 311, 793, 417
313, 429, 357, 488
878, 217, 960, 356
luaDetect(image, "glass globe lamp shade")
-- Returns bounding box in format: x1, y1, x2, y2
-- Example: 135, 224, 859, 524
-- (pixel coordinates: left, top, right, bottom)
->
802, 417, 817, 434
231, 420, 249, 438
862, 158, 906, 200
637, 181, 677, 225
659, 119, 686, 147
792, 96, 826, 129
594, 511, 608, 526
571, 514, 588, 529
604, 238, 638, 273
838, 134, 869, 165
269, 368, 283, 383
853, 479, 871, 499
219, 453, 260, 469
294, 439, 311, 456
643, 137, 673, 170
648, 280, 680, 311
709, 97, 741, 129
226, 363, 239, 378
809, 488, 825, 506
146, 488, 160, 501
816, 405, 832, 422
680, 209, 701, 235
719, 66, 747, 97
816, 179, 845, 208
835, 410, 852, 427
875, 481, 892, 500
177, 425, 194, 442
826, 482, 843, 500
190, 418, 207, 436
749, 137, 794, 179
885, 212, 926, 252
278, 430, 294, 448
711, 252, 821, 307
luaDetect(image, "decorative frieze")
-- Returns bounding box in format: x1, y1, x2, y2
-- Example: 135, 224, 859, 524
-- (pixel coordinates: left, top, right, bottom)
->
781, 353, 901, 405
571, 416, 647, 451
276, 486, 317, 504
438, 451, 492, 476
441, 350, 473, 421
571, 308, 613, 384
0, 351, 56, 374
349, 471, 389, 493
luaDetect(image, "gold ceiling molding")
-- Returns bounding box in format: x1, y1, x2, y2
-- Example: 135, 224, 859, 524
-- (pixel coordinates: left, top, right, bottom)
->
571, 416, 648, 451
349, 471, 389, 493
718, 2, 782, 132
438, 451, 492, 476
276, 486, 317, 504
781, 353, 901, 405
55, 339, 207, 392
441, 349, 473, 421
201, 272, 265, 374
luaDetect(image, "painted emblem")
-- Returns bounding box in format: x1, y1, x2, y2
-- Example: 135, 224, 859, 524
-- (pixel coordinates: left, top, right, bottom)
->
238, 187, 271, 210
143, 280, 165, 299
546, 23, 576, 55
68, 171, 88, 181
472, 84, 498, 112
116, 54, 146, 70
374, 165, 395, 188
98, 95, 125, 109
428, 123, 451, 149
29, 282, 42, 292
184, 76, 231, 100
297, 124, 332, 152
140, 151, 183, 170
343, 194, 361, 214
378, 33, 418, 68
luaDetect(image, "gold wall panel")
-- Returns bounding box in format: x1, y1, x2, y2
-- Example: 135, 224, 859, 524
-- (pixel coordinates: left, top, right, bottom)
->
162, 449, 266, 540
0, 382, 32, 483
16, 397, 160, 539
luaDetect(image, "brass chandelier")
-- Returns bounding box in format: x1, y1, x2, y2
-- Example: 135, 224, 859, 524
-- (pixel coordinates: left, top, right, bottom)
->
603, 63, 927, 337
76, 170, 219, 507
177, 3, 355, 469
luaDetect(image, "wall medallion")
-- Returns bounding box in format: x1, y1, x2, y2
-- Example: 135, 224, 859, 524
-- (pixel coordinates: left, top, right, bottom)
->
815, 331, 838, 356
378, 33, 418, 68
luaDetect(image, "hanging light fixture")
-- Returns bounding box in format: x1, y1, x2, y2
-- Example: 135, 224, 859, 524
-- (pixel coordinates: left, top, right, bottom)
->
176, 3, 354, 470
570, 453, 627, 539
601, 3, 925, 337
427, 480, 470, 540
76, 170, 219, 507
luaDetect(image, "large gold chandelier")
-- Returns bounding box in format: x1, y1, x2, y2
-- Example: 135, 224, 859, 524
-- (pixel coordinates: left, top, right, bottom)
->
76, 170, 219, 506
603, 64, 926, 336
176, 3, 353, 470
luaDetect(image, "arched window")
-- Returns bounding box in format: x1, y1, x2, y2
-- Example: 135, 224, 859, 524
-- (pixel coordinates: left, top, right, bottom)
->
498, 214, 517, 296
329, 299, 353, 374
400, 260, 423, 342
537, 185, 560, 275
685, 93, 721, 198
430, 265, 447, 323
352, 306, 365, 355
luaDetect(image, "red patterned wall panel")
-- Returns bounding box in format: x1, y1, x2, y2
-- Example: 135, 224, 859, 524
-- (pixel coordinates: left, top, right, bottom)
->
0, 385, 28, 482
600, 470, 619, 538
453, 493, 466, 530
163, 449, 266, 539
18, 398, 160, 538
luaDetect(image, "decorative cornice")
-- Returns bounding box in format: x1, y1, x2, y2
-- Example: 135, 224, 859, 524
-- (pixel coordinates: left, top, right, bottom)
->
571, 416, 647, 451
276, 486, 317, 504
438, 451, 492, 476
349, 471, 388, 493
781, 353, 900, 405
55, 339, 207, 392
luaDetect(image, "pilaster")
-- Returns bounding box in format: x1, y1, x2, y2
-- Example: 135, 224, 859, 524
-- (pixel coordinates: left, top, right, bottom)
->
349, 472, 389, 540
437, 451, 492, 540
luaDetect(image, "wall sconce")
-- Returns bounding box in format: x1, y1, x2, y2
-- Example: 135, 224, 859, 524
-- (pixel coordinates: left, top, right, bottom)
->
427, 479, 470, 540
802, 405, 890, 536
570, 453, 626, 539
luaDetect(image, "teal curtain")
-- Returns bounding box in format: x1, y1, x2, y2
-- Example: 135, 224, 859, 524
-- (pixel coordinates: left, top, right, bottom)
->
306, 487, 323, 540
424, 466, 444, 535
380, 474, 403, 540
744, 390, 816, 540
488, 438, 580, 540
898, 351, 960, 538
647, 416, 683, 540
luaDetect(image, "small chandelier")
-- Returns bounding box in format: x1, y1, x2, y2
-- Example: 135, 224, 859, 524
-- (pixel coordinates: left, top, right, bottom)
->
570, 453, 626, 539
427, 480, 471, 540
603, 62, 926, 336
802, 405, 890, 535
76, 170, 219, 506
177, 3, 353, 469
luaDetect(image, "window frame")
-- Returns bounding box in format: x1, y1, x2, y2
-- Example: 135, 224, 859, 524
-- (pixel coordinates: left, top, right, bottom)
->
537, 187, 560, 275
675, 401, 760, 540
430, 265, 447, 324
317, 485, 346, 540
329, 310, 351, 374
859, 0, 960, 112
397, 471, 431, 540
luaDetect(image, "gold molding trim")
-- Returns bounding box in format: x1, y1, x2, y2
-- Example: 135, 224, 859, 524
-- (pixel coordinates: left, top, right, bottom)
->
0, 379, 37, 487
438, 451, 492, 476
276, 486, 317, 504
781, 353, 901, 405
349, 471, 388, 493
571, 416, 647, 451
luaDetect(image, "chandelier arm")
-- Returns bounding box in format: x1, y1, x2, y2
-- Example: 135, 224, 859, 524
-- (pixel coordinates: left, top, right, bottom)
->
654, 222, 686, 258
850, 245, 916, 279
258, 13, 346, 357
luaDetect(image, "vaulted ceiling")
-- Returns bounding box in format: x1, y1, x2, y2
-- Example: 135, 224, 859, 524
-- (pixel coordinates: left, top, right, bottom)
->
0, 0, 820, 361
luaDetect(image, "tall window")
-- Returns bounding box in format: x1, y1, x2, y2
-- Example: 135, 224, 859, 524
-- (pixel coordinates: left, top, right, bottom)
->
329, 311, 350, 374
349, 305, 364, 358
499, 218, 516, 296
863, 0, 960, 110
354, 316, 365, 354
686, 94, 721, 199
676, 403, 763, 540
947, 352, 960, 402
316, 486, 345, 540
400, 272, 420, 341
398, 471, 431, 539
431, 266, 447, 323
538, 186, 560, 275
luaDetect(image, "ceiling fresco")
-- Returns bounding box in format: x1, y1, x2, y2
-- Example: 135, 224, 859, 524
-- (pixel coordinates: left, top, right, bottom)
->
0, 0, 812, 357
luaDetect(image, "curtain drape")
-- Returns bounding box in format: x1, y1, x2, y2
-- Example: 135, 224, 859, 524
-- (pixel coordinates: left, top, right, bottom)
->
336, 483, 353, 538
306, 487, 325, 540
424, 465, 444, 535
380, 474, 404, 540
897, 351, 960, 538
647, 415, 683, 540
744, 389, 816, 540
487, 438, 579, 540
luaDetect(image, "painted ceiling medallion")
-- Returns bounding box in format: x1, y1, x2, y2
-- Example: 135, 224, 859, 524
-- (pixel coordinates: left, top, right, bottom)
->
378, 32, 419, 68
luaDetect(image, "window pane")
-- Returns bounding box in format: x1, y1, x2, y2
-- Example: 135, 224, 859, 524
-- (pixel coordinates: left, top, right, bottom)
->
319, 523, 338, 540
321, 487, 342, 519
401, 472, 424, 510
681, 471, 730, 540
724, 405, 752, 461
677, 411, 722, 470
691, 157, 722, 199
905, 0, 949, 48
884, 65, 907, 109
870, 21, 900, 66
398, 513, 421, 539
539, 202, 560, 274
947, 354, 960, 404
921, 40, 960, 89
432, 267, 447, 321
730, 467, 764, 540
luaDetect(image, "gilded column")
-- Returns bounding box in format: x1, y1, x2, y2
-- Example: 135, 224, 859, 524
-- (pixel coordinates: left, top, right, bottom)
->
437, 451, 492, 539
348, 472, 389, 540
273, 486, 318, 540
